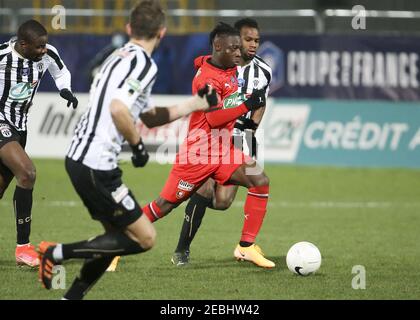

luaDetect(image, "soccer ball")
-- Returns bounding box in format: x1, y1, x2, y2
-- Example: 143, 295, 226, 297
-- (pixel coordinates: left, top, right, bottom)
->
286, 241, 322, 276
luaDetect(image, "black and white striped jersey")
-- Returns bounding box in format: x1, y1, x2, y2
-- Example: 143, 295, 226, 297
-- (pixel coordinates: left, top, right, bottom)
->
67, 42, 157, 170
0, 38, 72, 131
233, 55, 272, 136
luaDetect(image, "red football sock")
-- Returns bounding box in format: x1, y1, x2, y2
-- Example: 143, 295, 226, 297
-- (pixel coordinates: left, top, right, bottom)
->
142, 201, 164, 223
241, 185, 269, 243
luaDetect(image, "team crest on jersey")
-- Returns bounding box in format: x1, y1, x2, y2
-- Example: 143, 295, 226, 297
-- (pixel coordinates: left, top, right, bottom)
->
122, 195, 135, 211
0, 124, 12, 138
37, 63, 44, 72
238, 78, 245, 87
176, 190, 185, 200
253, 79, 259, 88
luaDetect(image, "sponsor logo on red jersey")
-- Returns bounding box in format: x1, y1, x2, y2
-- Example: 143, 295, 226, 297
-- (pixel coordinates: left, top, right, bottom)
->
178, 180, 195, 191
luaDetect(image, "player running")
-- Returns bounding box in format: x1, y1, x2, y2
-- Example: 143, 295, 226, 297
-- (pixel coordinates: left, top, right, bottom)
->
171, 18, 272, 267
142, 22, 275, 269
0, 19, 77, 267
37, 0, 216, 299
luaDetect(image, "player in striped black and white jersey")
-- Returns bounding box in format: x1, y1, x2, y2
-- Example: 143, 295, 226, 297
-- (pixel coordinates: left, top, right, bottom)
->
0, 19, 77, 268
65, 40, 158, 170
233, 34, 272, 156
38, 0, 216, 300
172, 18, 273, 267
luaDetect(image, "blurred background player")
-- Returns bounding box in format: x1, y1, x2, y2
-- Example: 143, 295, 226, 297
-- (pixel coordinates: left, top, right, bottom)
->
38, 0, 216, 299
141, 22, 274, 269
171, 18, 272, 267
0, 19, 78, 268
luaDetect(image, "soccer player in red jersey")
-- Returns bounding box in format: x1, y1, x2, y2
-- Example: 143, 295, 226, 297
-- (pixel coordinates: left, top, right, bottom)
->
142, 22, 275, 268
172, 18, 273, 267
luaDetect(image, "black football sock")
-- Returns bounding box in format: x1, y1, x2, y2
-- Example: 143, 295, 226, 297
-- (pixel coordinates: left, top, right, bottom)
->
239, 241, 253, 247
63, 257, 114, 300
61, 232, 146, 260
13, 186, 33, 245
175, 193, 212, 253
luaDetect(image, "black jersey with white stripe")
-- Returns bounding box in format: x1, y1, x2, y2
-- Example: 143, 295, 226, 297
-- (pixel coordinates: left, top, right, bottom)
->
233, 55, 272, 136
67, 42, 158, 170
0, 38, 72, 131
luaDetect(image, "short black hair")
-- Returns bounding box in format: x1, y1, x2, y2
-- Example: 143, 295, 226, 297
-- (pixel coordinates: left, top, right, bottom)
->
209, 22, 240, 46
130, 0, 165, 39
234, 18, 259, 31
17, 19, 47, 42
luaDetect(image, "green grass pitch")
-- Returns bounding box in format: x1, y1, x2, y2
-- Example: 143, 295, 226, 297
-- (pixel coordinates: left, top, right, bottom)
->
0, 159, 419, 300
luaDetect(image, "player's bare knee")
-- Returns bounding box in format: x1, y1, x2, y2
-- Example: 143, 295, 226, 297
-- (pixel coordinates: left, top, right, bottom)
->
139, 228, 156, 251
196, 180, 214, 199
197, 186, 213, 199
261, 175, 270, 186
247, 174, 269, 189
17, 166, 36, 188
254, 174, 269, 187
214, 197, 234, 210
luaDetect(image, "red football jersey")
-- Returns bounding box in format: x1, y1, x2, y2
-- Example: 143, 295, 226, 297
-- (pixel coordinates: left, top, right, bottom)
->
177, 55, 247, 164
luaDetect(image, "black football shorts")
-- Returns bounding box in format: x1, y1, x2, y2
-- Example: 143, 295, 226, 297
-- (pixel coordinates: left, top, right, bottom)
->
65, 157, 142, 228
0, 120, 27, 179
0, 120, 27, 149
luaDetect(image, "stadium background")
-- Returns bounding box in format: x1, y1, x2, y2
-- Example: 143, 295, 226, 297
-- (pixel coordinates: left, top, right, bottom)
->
0, 0, 419, 301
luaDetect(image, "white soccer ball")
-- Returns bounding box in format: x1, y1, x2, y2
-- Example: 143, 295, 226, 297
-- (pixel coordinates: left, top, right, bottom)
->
286, 241, 322, 276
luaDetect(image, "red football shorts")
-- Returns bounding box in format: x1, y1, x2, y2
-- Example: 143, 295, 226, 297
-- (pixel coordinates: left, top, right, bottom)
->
160, 147, 252, 203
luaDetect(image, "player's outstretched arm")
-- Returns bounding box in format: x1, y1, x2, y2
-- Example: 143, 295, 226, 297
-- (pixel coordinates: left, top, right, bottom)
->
139, 85, 217, 128
205, 89, 266, 128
